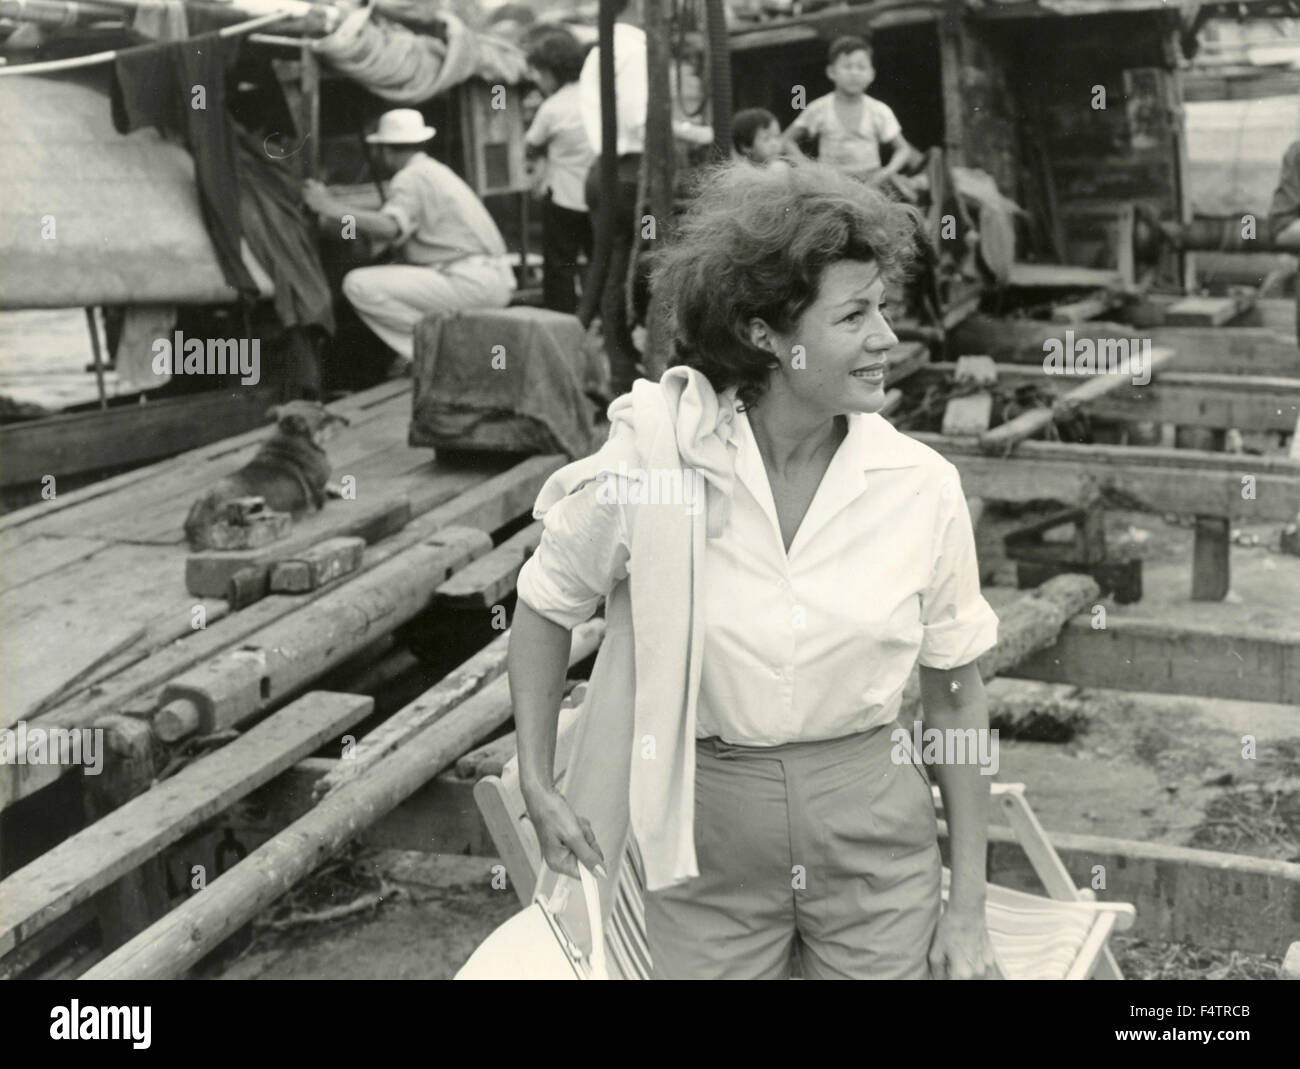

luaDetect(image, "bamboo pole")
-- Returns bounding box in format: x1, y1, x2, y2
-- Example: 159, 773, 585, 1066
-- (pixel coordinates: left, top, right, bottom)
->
0, 10, 291, 76
0, 0, 121, 26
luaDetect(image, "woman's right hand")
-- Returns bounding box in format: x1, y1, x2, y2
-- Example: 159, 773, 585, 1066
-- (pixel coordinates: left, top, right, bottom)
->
524, 785, 607, 881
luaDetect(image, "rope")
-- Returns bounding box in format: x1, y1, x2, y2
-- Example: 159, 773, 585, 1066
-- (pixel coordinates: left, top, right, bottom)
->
0, 9, 290, 76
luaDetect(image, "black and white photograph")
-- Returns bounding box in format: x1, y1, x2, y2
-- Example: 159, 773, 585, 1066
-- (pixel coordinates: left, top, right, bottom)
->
0, 0, 1297, 1017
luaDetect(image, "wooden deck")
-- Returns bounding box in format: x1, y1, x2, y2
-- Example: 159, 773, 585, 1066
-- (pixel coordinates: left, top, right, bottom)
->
0, 379, 515, 738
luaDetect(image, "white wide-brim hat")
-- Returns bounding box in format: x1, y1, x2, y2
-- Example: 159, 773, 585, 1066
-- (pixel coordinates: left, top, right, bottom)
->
366, 108, 437, 145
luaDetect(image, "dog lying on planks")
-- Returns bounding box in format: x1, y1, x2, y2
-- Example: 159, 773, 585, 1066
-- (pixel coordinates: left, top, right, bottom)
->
184, 401, 350, 550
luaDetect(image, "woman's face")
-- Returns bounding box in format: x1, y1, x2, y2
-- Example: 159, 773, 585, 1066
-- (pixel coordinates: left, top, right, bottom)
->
760, 259, 897, 416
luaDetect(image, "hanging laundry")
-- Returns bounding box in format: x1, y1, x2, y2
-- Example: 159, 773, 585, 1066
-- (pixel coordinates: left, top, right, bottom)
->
111, 31, 257, 296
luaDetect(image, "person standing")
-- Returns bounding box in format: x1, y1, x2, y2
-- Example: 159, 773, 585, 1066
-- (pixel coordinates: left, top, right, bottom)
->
782, 35, 916, 185
303, 109, 515, 378
526, 30, 595, 315
508, 161, 1000, 980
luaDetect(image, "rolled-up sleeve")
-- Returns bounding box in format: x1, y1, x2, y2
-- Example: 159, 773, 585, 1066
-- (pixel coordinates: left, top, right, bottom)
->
516, 474, 630, 630
917, 467, 999, 669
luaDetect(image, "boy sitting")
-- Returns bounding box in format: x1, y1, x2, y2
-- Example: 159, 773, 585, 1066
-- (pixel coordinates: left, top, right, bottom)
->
782, 34, 916, 183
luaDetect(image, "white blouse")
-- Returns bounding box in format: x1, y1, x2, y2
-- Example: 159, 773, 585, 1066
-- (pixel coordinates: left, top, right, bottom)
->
516, 406, 999, 747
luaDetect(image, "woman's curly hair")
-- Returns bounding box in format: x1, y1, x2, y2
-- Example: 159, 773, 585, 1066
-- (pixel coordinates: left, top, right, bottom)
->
650, 159, 923, 410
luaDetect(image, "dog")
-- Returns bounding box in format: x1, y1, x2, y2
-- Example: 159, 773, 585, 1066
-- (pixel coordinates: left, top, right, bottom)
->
184, 401, 350, 550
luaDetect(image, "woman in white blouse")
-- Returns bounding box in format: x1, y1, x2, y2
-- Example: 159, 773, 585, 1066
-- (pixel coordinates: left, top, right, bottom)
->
507, 160, 1000, 980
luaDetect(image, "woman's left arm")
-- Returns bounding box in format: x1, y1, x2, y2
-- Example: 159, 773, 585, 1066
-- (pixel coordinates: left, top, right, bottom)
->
918, 661, 999, 980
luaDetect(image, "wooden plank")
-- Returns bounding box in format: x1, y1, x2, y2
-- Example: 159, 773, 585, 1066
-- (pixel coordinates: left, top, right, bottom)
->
157, 527, 492, 740
1191, 515, 1231, 601
948, 315, 1300, 376
978, 346, 1176, 454
985, 827, 1300, 956
0, 385, 282, 489
0, 543, 225, 730
1004, 614, 1300, 705
0, 534, 106, 594
82, 674, 537, 979
914, 433, 1300, 522
1, 455, 566, 809
433, 521, 543, 610
0, 691, 375, 957
0, 380, 411, 535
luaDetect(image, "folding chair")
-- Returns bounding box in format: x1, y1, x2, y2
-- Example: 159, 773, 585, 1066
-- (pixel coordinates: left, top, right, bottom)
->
474, 714, 1134, 980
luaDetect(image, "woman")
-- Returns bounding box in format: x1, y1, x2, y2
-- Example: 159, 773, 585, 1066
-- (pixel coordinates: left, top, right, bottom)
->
507, 159, 1000, 980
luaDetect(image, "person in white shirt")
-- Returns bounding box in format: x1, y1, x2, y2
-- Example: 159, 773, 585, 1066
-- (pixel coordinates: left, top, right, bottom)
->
303, 109, 515, 378
525, 29, 595, 315
509, 159, 1000, 980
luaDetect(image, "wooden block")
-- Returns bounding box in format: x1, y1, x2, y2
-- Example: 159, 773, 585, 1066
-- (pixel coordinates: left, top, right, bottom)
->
226, 566, 270, 610
185, 495, 412, 599
942, 392, 993, 436
0, 691, 375, 958
269, 537, 365, 593
953, 355, 998, 389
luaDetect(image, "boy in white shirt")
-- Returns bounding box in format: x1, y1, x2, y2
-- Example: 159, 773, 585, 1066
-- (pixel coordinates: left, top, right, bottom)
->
782, 34, 916, 184
525, 30, 595, 314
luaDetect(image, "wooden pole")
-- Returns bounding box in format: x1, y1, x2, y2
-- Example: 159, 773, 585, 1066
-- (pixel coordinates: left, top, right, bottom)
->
299, 39, 320, 181
641, 0, 676, 381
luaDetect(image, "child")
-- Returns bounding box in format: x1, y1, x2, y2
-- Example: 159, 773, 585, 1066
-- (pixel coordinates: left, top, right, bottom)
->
782, 34, 915, 183
732, 107, 784, 166
525, 29, 595, 315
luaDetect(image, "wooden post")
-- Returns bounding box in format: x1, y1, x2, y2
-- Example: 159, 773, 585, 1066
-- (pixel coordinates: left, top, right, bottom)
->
1191, 515, 1230, 601
82, 715, 169, 954
641, 0, 675, 380
84, 307, 108, 410
937, 0, 965, 166
299, 40, 320, 181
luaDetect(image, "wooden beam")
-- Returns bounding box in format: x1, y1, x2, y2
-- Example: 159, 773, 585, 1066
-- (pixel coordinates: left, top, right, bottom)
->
1003, 614, 1300, 705
433, 521, 543, 610
0, 692, 374, 958
83, 674, 541, 979
919, 364, 1300, 433
913, 433, 1300, 522
948, 315, 1300, 377
977, 346, 1176, 454
0, 386, 283, 489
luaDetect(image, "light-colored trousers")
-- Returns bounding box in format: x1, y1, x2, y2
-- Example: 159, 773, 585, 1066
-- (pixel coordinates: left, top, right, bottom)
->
643, 725, 942, 979
341, 255, 516, 360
